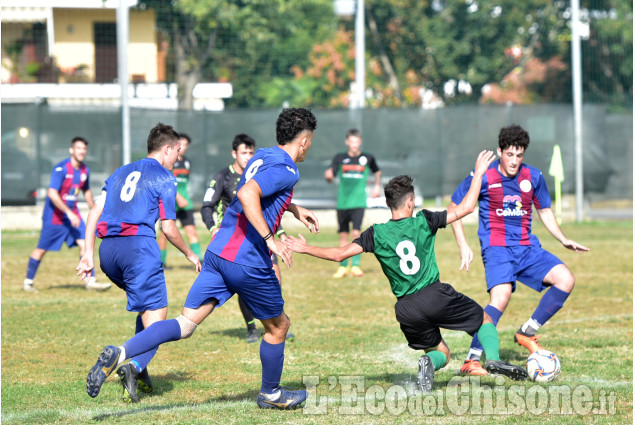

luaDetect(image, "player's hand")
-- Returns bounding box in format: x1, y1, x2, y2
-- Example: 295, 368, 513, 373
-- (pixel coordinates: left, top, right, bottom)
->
371, 184, 382, 198
561, 239, 590, 253
210, 227, 219, 238
67, 211, 81, 228
324, 168, 334, 182
284, 234, 308, 253
474, 150, 496, 175
176, 196, 189, 208
187, 254, 202, 273
76, 255, 94, 283
457, 243, 474, 271
292, 205, 320, 234
268, 238, 293, 268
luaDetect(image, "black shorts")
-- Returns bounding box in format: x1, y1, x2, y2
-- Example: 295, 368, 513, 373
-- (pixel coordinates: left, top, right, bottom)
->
337, 208, 365, 233
394, 280, 484, 350
176, 209, 196, 227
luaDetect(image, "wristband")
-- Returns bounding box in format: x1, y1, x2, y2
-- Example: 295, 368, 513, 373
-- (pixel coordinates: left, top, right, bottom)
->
263, 231, 273, 241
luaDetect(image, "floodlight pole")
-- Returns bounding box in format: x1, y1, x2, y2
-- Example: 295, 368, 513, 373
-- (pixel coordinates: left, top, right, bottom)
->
354, 0, 365, 109
571, 0, 584, 222
117, 0, 131, 165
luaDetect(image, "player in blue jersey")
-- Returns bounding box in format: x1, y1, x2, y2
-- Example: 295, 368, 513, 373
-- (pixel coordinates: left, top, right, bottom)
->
84, 108, 319, 410
285, 152, 527, 392
449, 124, 589, 376
77, 123, 202, 403
23, 137, 111, 292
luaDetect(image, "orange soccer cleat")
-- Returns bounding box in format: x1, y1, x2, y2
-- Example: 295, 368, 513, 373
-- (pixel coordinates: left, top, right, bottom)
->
460, 359, 489, 376
514, 331, 543, 354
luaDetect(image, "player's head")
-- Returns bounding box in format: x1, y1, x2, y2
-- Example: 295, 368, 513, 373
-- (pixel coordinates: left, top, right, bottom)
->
69, 137, 88, 163
232, 133, 256, 172
497, 124, 529, 178
384, 175, 415, 211
276, 108, 317, 162
178, 132, 191, 156
147, 123, 181, 169
345, 128, 362, 155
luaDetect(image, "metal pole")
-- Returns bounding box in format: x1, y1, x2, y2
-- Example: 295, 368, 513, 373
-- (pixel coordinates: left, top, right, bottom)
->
354, 0, 365, 109
117, 0, 131, 165
571, 0, 584, 222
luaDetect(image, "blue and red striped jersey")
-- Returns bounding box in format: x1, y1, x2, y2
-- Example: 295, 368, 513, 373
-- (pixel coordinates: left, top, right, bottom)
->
96, 158, 177, 238
451, 160, 551, 251
42, 158, 90, 225
209, 146, 299, 268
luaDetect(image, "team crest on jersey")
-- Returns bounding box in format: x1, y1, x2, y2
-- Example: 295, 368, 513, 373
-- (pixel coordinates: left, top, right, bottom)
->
497, 195, 528, 216
519, 179, 532, 192
81, 173, 87, 182
359, 156, 368, 166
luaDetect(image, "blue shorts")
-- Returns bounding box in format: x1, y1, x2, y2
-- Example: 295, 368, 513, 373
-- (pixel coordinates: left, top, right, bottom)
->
37, 220, 86, 251
184, 252, 283, 320
482, 245, 563, 293
99, 236, 167, 312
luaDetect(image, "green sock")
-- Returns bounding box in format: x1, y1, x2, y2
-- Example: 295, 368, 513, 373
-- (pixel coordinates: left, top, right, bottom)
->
190, 243, 202, 260
426, 350, 447, 371
160, 249, 167, 264
477, 323, 501, 361
339, 259, 349, 268
352, 254, 361, 267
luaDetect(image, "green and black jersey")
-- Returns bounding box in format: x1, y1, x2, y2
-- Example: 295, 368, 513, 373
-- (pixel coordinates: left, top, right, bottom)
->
172, 156, 192, 211
201, 164, 241, 231
354, 210, 447, 298
329, 152, 380, 210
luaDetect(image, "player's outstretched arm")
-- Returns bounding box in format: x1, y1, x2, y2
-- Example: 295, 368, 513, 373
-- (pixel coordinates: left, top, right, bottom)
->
537, 207, 590, 253
285, 234, 363, 262
287, 203, 320, 234
76, 194, 104, 282
162, 219, 202, 272
448, 202, 474, 272
447, 150, 495, 225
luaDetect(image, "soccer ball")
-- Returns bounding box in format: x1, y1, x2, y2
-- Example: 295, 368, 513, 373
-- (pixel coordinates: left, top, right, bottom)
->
526, 350, 561, 382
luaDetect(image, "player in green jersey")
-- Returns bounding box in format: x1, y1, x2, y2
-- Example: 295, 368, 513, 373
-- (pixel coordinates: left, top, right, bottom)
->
287, 150, 527, 391
324, 129, 381, 278
157, 133, 202, 268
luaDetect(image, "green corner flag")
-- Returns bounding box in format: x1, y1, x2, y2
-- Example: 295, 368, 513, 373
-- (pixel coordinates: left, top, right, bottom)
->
549, 145, 564, 224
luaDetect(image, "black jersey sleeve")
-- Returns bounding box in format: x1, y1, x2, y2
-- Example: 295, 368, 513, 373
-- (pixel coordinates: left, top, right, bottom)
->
366, 153, 380, 173
201, 169, 226, 230
422, 209, 447, 234
352, 226, 375, 253
329, 153, 346, 176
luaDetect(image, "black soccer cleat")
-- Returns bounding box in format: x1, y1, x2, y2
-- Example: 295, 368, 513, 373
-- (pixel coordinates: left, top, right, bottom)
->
87, 345, 121, 398
485, 360, 528, 381
137, 368, 153, 394
417, 355, 435, 392
117, 363, 140, 403
246, 328, 260, 343
256, 387, 308, 410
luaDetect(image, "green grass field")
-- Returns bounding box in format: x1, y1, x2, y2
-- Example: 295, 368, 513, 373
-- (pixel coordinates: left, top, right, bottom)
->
1, 220, 632, 424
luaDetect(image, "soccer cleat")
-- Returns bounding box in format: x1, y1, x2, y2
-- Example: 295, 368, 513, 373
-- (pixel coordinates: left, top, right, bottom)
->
85, 277, 112, 291
332, 266, 349, 278
350, 266, 364, 277
246, 328, 260, 343
514, 330, 543, 354
22, 279, 38, 293
117, 363, 140, 403
256, 387, 308, 410
87, 345, 121, 398
485, 360, 528, 381
416, 355, 435, 392
137, 368, 153, 394
460, 359, 489, 376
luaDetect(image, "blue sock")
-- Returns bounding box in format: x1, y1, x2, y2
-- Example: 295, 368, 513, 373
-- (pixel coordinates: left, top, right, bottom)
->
129, 315, 158, 372
469, 305, 503, 354
531, 286, 570, 326
26, 257, 40, 280
260, 339, 285, 394
122, 319, 181, 360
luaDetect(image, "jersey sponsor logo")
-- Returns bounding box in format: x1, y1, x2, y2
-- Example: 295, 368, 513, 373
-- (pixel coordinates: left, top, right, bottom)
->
519, 179, 532, 193
65, 174, 74, 179
488, 183, 502, 189
342, 164, 365, 173
496, 195, 528, 216
286, 166, 296, 174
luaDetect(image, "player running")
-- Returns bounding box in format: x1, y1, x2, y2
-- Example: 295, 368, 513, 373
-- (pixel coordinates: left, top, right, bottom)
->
286, 151, 527, 392
450, 124, 589, 377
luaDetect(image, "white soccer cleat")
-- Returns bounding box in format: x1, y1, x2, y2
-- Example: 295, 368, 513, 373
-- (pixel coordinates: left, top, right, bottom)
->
22, 279, 38, 293
86, 277, 112, 291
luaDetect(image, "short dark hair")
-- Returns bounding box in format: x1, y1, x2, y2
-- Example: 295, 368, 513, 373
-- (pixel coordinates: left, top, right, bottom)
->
232, 133, 256, 151
71, 136, 88, 146
275, 108, 317, 145
498, 124, 530, 151
346, 128, 361, 139
384, 175, 415, 210
179, 133, 192, 144
147, 123, 180, 154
